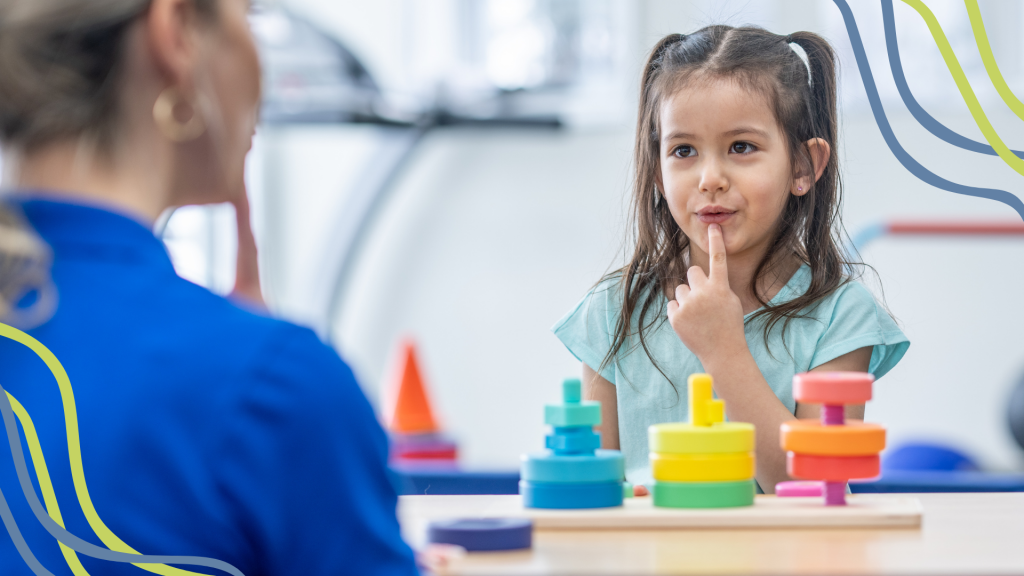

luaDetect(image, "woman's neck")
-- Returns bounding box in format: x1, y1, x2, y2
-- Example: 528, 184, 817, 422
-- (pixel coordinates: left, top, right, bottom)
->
8, 139, 171, 224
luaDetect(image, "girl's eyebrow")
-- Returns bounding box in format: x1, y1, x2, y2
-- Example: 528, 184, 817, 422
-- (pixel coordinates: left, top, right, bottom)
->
663, 127, 771, 142
663, 131, 698, 143
722, 127, 771, 139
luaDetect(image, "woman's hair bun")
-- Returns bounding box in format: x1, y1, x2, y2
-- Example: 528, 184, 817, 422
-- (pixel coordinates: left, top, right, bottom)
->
0, 0, 215, 151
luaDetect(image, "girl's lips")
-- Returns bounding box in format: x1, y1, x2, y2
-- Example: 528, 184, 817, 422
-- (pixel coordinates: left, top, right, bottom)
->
697, 211, 735, 224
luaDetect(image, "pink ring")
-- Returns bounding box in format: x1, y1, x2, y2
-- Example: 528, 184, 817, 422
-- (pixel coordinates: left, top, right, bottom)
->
793, 372, 874, 405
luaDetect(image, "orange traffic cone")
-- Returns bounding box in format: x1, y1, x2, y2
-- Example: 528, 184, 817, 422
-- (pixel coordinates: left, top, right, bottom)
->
385, 338, 440, 434
385, 338, 458, 465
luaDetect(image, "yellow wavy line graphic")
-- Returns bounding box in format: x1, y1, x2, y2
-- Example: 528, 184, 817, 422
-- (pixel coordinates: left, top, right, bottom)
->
7, 393, 91, 576
901, 0, 1024, 178
0, 323, 211, 576
964, 0, 1024, 122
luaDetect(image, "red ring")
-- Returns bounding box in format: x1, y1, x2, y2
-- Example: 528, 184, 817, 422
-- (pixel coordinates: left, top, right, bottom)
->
787, 452, 880, 481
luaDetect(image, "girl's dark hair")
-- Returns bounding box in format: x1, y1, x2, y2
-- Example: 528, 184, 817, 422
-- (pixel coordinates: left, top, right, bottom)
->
599, 25, 854, 392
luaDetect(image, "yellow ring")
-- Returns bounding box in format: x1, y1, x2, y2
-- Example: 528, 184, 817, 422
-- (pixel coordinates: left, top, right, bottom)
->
650, 451, 755, 482
649, 422, 754, 454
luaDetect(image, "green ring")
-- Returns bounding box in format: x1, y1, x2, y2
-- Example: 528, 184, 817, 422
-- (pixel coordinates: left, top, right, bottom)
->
652, 480, 755, 508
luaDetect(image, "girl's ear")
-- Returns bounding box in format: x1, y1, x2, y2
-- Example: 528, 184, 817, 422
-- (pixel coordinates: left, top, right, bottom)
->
792, 138, 831, 197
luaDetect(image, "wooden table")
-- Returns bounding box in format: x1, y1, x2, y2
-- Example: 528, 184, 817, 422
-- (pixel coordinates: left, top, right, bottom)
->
399, 493, 1024, 575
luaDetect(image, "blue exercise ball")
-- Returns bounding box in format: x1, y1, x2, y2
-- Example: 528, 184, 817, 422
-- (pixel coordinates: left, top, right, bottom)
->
1008, 370, 1024, 451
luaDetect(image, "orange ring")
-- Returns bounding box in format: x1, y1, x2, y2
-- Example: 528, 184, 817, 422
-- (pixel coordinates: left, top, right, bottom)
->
787, 453, 880, 481
793, 372, 873, 404
780, 420, 886, 456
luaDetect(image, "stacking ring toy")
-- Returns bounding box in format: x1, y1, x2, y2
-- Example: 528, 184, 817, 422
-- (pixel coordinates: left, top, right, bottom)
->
649, 374, 757, 508
779, 371, 886, 506
520, 379, 626, 508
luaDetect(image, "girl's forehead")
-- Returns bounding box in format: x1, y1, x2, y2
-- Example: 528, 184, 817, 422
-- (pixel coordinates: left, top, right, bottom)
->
659, 78, 779, 141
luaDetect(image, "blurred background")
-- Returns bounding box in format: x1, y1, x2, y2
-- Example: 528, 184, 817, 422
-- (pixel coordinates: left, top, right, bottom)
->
162, 0, 1024, 475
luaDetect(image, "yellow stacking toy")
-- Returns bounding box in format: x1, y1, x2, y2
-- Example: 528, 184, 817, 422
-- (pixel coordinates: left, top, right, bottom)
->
648, 374, 756, 508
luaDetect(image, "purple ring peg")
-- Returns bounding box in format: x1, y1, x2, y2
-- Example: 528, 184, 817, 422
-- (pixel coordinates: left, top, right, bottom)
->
823, 481, 847, 506
427, 518, 533, 551
821, 404, 845, 426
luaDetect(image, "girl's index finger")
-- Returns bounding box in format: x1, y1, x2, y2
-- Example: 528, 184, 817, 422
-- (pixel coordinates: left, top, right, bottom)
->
708, 224, 728, 280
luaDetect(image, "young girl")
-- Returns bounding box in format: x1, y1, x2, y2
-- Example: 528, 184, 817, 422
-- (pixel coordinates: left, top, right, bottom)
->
553, 25, 909, 493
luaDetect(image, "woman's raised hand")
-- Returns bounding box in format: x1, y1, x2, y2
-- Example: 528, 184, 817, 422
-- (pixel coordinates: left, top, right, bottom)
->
229, 185, 265, 307
666, 224, 745, 363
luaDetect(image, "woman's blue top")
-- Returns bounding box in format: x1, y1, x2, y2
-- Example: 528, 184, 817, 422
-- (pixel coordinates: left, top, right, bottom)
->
0, 198, 418, 576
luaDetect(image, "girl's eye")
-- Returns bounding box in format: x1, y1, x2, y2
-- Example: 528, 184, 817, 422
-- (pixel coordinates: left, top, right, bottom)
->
673, 145, 695, 158
730, 142, 757, 154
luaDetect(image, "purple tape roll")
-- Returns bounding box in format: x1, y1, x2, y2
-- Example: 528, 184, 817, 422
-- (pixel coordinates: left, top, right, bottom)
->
427, 518, 533, 551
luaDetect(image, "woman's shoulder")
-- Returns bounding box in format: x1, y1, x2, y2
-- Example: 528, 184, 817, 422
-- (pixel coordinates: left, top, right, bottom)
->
158, 281, 360, 405
204, 301, 377, 447
217, 299, 356, 392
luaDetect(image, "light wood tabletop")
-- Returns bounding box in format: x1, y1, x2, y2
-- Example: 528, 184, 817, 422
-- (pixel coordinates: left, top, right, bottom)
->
399, 493, 1024, 575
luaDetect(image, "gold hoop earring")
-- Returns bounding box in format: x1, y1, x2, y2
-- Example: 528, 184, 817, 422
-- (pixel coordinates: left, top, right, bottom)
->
153, 87, 206, 142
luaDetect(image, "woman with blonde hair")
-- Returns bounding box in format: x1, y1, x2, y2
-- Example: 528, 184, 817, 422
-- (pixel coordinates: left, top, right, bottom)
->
0, 1, 417, 574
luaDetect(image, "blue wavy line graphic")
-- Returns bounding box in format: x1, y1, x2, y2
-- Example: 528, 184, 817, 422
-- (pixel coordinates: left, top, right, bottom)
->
0, 485, 52, 576
881, 0, 1024, 159
831, 0, 1024, 220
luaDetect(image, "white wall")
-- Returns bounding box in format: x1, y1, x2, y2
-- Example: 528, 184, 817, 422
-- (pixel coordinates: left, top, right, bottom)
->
308, 112, 1024, 471
238, 0, 1024, 471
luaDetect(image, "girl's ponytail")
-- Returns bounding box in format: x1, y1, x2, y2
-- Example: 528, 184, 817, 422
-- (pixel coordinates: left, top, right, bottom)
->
784, 32, 845, 304
786, 32, 838, 149
641, 34, 685, 93
636, 33, 685, 168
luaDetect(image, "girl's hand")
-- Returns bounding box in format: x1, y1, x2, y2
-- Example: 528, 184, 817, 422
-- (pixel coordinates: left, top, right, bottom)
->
666, 224, 746, 363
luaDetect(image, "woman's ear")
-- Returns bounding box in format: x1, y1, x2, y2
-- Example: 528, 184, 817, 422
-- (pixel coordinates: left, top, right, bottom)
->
145, 0, 204, 92
792, 137, 831, 197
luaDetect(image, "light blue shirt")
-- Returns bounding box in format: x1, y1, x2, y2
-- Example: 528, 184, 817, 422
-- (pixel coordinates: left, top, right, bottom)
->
552, 264, 910, 487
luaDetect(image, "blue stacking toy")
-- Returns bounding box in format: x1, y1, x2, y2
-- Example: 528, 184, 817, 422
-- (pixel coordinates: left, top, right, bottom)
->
520, 378, 626, 509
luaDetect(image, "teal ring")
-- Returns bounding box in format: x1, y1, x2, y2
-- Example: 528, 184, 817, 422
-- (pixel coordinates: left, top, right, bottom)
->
520, 449, 624, 483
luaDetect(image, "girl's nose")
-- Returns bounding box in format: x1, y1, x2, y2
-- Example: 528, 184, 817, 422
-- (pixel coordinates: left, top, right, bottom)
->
699, 158, 728, 195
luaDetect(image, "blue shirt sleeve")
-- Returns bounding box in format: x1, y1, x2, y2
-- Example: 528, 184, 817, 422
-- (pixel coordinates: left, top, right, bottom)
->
216, 324, 418, 576
552, 280, 619, 384
809, 281, 910, 379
